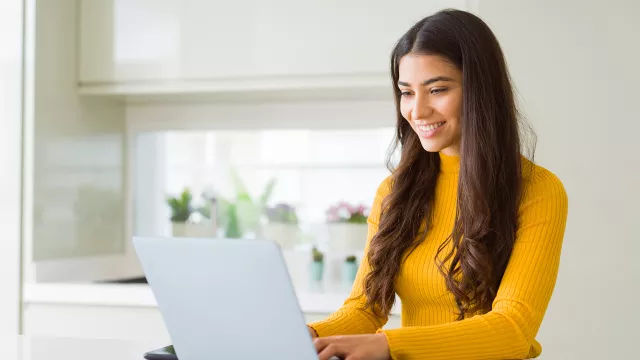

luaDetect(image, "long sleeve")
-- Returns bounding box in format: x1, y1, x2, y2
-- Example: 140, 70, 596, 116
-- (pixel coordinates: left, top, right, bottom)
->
381, 169, 569, 360
308, 177, 392, 336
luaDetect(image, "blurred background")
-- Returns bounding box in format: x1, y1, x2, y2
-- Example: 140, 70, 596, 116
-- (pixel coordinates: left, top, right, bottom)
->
1, 0, 638, 359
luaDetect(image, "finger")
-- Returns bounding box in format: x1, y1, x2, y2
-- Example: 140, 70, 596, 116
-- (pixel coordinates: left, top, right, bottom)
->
314, 337, 328, 353
317, 343, 347, 360
314, 336, 343, 353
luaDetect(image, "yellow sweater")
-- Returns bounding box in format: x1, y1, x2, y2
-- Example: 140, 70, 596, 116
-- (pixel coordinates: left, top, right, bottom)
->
309, 153, 568, 360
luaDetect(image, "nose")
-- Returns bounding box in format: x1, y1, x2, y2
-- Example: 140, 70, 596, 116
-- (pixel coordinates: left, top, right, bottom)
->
411, 95, 433, 121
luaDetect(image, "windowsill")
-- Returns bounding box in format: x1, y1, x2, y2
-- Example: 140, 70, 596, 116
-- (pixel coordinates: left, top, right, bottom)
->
23, 282, 401, 315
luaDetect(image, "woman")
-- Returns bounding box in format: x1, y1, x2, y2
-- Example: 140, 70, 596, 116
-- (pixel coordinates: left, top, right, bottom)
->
308, 9, 568, 360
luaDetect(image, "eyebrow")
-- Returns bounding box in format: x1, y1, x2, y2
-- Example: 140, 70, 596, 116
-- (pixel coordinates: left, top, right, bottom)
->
397, 76, 455, 87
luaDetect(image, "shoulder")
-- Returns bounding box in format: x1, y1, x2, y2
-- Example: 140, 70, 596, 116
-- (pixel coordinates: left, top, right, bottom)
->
521, 159, 567, 196
519, 158, 568, 217
368, 176, 393, 224
374, 175, 394, 199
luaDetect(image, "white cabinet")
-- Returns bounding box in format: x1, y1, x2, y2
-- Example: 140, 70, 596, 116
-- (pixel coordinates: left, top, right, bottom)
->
79, 0, 468, 92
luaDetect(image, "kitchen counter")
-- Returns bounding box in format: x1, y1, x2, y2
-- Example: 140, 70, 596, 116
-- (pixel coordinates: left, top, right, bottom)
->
23, 282, 401, 315
0, 336, 163, 360
22, 282, 401, 341
0, 335, 568, 360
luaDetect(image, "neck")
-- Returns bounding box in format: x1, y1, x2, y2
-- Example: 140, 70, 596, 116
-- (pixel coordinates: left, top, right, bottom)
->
439, 152, 460, 174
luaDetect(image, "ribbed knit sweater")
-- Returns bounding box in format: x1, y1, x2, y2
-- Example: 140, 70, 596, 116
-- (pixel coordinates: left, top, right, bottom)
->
309, 152, 568, 360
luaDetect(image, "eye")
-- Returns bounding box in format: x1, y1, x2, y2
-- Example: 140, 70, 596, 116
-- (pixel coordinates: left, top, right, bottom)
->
400, 91, 413, 97
430, 87, 448, 95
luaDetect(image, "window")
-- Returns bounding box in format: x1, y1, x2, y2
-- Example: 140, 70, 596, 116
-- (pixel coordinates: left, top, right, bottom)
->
134, 128, 396, 241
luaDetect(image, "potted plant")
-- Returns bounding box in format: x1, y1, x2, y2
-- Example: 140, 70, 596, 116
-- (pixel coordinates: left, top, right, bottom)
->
261, 203, 301, 248
310, 246, 325, 283
224, 203, 242, 238
342, 255, 359, 285
166, 188, 215, 238
325, 201, 370, 252
213, 170, 276, 239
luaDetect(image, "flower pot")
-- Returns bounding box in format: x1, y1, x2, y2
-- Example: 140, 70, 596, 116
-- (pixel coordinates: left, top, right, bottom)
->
262, 222, 300, 249
326, 223, 368, 252
342, 261, 359, 285
171, 222, 216, 238
310, 261, 324, 283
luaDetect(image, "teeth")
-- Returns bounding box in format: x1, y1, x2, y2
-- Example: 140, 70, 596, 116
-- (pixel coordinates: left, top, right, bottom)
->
418, 121, 445, 132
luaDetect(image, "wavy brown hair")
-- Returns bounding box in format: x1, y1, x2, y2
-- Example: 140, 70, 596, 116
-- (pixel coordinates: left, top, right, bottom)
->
363, 9, 535, 320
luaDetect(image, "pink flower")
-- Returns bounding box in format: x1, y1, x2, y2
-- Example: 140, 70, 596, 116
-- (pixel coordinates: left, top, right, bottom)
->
326, 201, 371, 222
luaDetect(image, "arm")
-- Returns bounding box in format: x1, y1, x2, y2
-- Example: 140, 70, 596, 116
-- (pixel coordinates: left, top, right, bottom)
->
308, 177, 392, 337
380, 170, 569, 360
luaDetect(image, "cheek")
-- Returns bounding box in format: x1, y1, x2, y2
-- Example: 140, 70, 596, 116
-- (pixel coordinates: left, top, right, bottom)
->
432, 96, 462, 127
432, 98, 454, 118
447, 93, 463, 120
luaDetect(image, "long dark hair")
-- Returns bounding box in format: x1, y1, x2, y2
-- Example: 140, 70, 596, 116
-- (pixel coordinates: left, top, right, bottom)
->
363, 9, 534, 319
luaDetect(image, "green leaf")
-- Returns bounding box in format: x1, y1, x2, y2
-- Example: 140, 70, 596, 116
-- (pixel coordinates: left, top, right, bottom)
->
230, 168, 253, 203
258, 177, 277, 208
166, 187, 194, 222
225, 204, 242, 238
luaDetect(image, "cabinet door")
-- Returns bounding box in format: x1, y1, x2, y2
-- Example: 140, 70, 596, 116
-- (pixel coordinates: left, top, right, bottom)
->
22, 0, 141, 284
79, 0, 468, 83
180, 0, 469, 79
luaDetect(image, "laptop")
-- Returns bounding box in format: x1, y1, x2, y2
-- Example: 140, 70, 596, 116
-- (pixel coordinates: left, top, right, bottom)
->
132, 236, 319, 360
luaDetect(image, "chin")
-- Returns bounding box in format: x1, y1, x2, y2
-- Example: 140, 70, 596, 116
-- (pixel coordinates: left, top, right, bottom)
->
418, 140, 444, 153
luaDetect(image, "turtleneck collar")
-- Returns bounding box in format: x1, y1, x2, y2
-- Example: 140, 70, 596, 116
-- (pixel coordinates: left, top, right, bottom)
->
439, 152, 460, 174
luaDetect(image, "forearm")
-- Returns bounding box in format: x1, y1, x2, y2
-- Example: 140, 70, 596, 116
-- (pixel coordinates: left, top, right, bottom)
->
381, 310, 530, 360
309, 302, 387, 337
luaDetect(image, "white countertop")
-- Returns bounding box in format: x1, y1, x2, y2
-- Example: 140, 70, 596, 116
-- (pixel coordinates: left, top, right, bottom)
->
1, 336, 164, 360
23, 282, 401, 315
0, 335, 565, 360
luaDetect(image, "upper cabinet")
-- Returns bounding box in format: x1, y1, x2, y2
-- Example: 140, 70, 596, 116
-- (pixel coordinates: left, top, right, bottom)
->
78, 0, 469, 94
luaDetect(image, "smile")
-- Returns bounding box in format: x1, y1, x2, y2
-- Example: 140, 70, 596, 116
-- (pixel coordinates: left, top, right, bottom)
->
417, 121, 446, 132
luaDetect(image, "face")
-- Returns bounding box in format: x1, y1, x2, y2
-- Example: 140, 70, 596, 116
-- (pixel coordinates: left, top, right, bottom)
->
397, 54, 463, 156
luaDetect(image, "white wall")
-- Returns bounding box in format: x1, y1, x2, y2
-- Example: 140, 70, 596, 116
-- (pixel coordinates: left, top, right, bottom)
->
0, 0, 24, 335
480, 0, 640, 358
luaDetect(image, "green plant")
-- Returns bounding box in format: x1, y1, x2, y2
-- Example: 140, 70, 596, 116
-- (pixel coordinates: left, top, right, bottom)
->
233, 171, 276, 230
345, 255, 357, 263
225, 203, 242, 238
218, 170, 276, 235
312, 247, 324, 263
166, 188, 194, 222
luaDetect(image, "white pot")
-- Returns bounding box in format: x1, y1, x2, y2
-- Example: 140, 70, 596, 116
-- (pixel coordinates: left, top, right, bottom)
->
262, 222, 300, 249
171, 222, 216, 238
326, 223, 368, 253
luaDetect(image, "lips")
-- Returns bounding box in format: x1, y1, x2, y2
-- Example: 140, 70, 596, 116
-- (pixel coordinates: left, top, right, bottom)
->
417, 121, 446, 132
414, 120, 446, 139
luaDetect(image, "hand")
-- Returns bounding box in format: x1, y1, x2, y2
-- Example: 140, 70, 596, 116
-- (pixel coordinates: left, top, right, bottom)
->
313, 333, 390, 360
308, 326, 319, 339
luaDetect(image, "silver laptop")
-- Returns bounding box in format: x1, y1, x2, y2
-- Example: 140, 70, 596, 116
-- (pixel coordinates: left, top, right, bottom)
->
132, 237, 318, 360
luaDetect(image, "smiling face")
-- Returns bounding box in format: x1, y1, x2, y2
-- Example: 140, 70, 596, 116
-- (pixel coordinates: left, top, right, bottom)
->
398, 54, 463, 156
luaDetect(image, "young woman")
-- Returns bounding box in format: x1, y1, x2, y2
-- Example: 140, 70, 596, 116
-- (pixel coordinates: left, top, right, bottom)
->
308, 9, 568, 360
